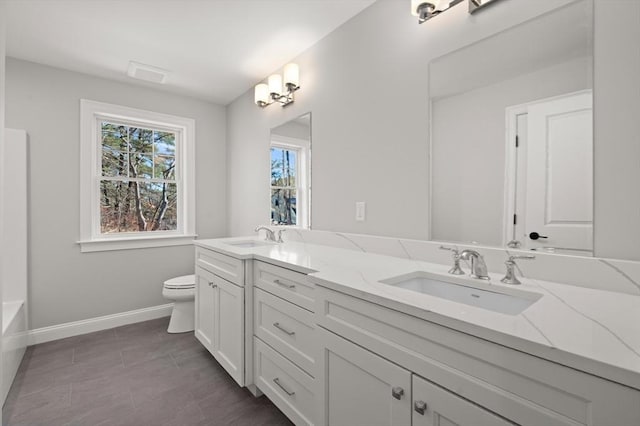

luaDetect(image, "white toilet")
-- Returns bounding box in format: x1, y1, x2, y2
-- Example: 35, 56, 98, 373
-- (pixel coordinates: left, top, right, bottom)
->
162, 274, 196, 333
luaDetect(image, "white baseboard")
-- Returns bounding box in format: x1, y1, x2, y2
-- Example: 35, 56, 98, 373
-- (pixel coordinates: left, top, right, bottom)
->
27, 303, 174, 346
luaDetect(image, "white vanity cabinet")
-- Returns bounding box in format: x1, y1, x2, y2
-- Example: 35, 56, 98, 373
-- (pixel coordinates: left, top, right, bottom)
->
318, 327, 412, 426
319, 327, 512, 426
411, 375, 514, 426
194, 247, 245, 386
253, 260, 317, 426
316, 285, 640, 426
195, 267, 216, 351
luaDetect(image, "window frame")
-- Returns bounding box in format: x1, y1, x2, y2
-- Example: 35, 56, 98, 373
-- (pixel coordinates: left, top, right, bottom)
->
79, 99, 196, 252
270, 135, 310, 229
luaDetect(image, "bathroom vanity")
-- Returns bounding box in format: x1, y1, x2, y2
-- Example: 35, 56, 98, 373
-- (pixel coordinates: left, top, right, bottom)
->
194, 246, 247, 386
193, 236, 640, 426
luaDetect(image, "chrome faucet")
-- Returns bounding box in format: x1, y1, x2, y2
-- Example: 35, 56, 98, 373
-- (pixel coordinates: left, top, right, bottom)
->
459, 250, 490, 280
254, 226, 276, 242
500, 255, 535, 285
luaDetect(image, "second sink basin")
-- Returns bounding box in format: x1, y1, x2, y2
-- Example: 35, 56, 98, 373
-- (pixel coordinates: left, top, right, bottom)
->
380, 271, 541, 315
224, 240, 275, 248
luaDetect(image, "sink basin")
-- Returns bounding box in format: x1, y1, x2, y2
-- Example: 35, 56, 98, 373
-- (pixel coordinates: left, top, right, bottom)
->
380, 271, 541, 315
224, 240, 275, 248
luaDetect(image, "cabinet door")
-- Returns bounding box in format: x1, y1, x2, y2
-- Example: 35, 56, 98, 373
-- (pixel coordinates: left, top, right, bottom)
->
412, 375, 515, 426
212, 275, 245, 386
318, 328, 411, 426
195, 266, 216, 353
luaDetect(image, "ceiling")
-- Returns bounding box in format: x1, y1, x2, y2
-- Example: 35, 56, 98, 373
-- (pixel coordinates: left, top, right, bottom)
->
5, 0, 376, 105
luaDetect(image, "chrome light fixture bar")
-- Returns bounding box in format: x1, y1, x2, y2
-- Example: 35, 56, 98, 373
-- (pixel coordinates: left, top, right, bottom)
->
469, 0, 503, 14
255, 63, 300, 108
411, 0, 463, 23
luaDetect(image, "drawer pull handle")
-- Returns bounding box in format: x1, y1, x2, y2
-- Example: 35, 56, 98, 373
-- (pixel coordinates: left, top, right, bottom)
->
414, 400, 427, 415
274, 279, 295, 289
208, 282, 217, 288
273, 377, 295, 396
391, 386, 404, 400
273, 322, 295, 336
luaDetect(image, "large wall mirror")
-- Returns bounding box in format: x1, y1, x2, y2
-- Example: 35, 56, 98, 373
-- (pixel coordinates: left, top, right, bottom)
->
270, 113, 312, 229
429, 0, 593, 256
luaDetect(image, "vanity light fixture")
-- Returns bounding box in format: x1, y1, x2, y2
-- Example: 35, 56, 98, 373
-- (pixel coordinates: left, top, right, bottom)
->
411, 0, 463, 23
254, 63, 300, 108
469, 0, 504, 14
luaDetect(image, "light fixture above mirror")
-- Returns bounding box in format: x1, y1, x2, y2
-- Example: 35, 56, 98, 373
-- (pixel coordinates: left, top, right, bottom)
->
468, 0, 503, 14
411, 0, 463, 23
411, 0, 503, 24
255, 63, 300, 108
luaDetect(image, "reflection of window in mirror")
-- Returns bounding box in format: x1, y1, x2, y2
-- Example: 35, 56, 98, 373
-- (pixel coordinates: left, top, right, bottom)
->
270, 136, 310, 228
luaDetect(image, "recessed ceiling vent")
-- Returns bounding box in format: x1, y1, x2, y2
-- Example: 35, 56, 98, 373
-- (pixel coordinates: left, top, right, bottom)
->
127, 61, 169, 84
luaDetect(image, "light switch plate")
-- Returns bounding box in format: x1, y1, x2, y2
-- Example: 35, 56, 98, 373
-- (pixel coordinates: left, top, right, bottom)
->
355, 202, 366, 221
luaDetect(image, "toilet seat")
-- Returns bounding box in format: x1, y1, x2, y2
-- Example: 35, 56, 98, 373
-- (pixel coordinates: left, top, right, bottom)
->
163, 274, 195, 290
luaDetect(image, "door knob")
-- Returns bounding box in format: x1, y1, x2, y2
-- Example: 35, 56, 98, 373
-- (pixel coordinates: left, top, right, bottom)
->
529, 232, 548, 240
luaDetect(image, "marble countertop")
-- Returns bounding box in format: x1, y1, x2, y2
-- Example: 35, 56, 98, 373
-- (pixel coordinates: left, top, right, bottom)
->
195, 237, 640, 390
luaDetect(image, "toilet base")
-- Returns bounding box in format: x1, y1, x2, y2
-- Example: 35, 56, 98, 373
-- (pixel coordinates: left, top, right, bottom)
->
167, 300, 195, 333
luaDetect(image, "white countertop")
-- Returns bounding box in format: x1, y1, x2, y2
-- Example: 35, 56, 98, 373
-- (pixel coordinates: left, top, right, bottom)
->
195, 237, 640, 390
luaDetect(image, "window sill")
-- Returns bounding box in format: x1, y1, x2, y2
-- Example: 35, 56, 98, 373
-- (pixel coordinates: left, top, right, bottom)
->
78, 234, 197, 253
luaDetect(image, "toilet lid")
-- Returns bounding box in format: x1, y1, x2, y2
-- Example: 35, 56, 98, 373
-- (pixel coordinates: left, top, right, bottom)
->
164, 274, 196, 289
164, 284, 195, 290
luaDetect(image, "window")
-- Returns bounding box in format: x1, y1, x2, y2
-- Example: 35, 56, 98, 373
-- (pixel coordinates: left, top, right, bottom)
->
80, 100, 195, 252
270, 137, 310, 228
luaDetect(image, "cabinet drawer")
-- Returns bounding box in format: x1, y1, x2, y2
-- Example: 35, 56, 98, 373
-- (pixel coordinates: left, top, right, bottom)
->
254, 261, 314, 311
254, 288, 316, 376
196, 247, 244, 285
254, 337, 315, 426
317, 287, 640, 426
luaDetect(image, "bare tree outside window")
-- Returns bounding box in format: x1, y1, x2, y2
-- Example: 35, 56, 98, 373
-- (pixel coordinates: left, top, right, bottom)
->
100, 122, 178, 233
270, 146, 297, 225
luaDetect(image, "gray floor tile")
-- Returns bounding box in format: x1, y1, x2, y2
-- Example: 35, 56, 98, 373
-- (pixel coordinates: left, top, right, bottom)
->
3, 317, 293, 426
3, 383, 72, 426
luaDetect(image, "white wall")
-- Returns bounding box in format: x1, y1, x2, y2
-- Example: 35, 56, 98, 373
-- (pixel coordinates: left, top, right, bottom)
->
227, 0, 640, 261
5, 59, 227, 329
431, 57, 592, 246
272, 119, 310, 140
593, 1, 640, 260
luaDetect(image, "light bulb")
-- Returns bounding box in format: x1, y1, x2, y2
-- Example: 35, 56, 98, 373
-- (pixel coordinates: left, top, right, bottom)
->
268, 74, 283, 95
254, 83, 269, 106
283, 63, 299, 88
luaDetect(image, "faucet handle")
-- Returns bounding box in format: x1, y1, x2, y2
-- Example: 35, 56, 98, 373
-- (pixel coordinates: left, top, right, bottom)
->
501, 255, 535, 285
439, 246, 464, 275
276, 229, 286, 243
507, 255, 535, 262
506, 240, 522, 249
439, 245, 460, 254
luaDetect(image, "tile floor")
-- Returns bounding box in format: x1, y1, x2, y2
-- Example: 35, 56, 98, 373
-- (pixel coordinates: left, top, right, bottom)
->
2, 317, 293, 426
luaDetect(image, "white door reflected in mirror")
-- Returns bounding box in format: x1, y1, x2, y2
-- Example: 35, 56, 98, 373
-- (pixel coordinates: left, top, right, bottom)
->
506, 91, 593, 255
